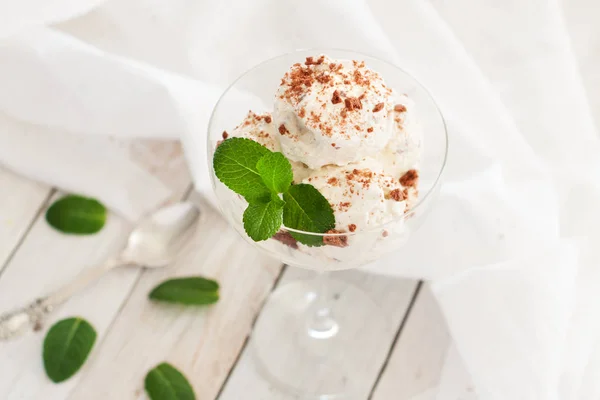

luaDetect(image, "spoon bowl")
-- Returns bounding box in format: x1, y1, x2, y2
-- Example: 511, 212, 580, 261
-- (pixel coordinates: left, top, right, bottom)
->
122, 202, 201, 268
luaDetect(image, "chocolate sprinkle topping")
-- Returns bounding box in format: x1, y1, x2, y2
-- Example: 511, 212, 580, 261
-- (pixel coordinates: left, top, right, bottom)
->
323, 229, 349, 247
400, 169, 419, 187
388, 188, 405, 201
373, 103, 384, 112
278, 124, 290, 135
344, 97, 362, 111
331, 90, 343, 104
273, 231, 298, 249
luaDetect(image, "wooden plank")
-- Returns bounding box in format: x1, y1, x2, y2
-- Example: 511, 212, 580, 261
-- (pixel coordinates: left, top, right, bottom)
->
0, 191, 135, 399
0, 167, 51, 275
0, 140, 190, 400
68, 194, 282, 400
371, 285, 474, 400
219, 269, 418, 400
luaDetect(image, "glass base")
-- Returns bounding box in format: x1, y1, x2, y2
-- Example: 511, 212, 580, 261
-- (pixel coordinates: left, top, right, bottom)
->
250, 279, 391, 399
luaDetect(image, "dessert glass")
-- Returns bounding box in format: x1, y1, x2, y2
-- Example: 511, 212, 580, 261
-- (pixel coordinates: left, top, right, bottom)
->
208, 49, 447, 398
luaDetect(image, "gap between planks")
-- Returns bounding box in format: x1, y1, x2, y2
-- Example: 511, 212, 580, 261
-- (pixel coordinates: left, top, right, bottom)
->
0, 188, 54, 279
218, 269, 421, 399
214, 264, 288, 400
368, 281, 424, 399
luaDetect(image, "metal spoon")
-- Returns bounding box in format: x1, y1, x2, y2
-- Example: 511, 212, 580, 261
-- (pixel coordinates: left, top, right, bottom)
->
0, 201, 200, 340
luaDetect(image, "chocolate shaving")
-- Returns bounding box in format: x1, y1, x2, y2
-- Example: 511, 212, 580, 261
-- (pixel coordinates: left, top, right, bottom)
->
305, 55, 325, 65
367, 127, 374, 133
400, 169, 419, 187
344, 97, 362, 111
273, 231, 298, 249
278, 124, 290, 135
222, 131, 229, 139
373, 103, 384, 112
388, 188, 405, 201
264, 115, 272, 123
394, 104, 407, 112
348, 224, 357, 232
331, 90, 343, 104
316, 73, 332, 84
353, 69, 369, 85
323, 229, 349, 247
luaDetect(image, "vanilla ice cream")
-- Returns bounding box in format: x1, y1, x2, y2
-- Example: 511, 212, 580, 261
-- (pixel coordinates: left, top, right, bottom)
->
304, 158, 409, 232
226, 110, 311, 182
222, 55, 422, 252
381, 94, 423, 178
274, 55, 395, 169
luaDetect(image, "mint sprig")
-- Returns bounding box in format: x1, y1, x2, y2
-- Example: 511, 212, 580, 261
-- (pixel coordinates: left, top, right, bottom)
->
256, 152, 293, 193
243, 196, 285, 241
283, 184, 335, 246
213, 138, 271, 202
213, 138, 335, 245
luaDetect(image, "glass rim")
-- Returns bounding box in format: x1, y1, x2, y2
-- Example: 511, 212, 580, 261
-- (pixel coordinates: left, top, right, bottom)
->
207, 48, 448, 237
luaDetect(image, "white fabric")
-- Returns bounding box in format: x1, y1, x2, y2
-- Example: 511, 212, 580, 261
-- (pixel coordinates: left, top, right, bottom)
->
0, 0, 598, 397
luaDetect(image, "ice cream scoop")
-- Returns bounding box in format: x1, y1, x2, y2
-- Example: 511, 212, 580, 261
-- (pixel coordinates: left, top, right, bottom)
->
303, 158, 409, 232
381, 94, 423, 178
273, 55, 395, 169
226, 110, 311, 183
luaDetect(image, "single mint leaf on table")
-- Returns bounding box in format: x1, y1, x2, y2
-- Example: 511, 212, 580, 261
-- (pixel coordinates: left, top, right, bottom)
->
256, 152, 293, 194
283, 184, 335, 246
45, 195, 107, 235
213, 137, 271, 202
149, 277, 219, 305
243, 196, 285, 241
145, 362, 196, 400
43, 317, 97, 383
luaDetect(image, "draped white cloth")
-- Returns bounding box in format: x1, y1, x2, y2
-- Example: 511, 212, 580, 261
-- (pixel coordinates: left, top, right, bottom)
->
0, 0, 598, 397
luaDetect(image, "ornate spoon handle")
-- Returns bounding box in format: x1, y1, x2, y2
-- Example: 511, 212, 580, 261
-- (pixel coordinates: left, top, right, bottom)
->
0, 297, 53, 340
0, 258, 120, 340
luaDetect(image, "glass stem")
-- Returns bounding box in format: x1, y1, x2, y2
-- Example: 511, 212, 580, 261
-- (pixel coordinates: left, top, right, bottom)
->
307, 271, 339, 339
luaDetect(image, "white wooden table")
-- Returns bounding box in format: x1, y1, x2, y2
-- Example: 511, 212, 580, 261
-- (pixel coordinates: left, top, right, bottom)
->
0, 140, 473, 400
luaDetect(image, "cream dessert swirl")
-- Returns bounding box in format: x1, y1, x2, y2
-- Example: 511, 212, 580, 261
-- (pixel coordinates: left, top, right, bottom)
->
274, 55, 395, 169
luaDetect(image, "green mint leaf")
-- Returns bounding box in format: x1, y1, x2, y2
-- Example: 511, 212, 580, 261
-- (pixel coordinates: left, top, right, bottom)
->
213, 137, 271, 202
243, 196, 285, 241
45, 195, 107, 235
149, 277, 219, 305
256, 152, 293, 194
43, 317, 97, 383
145, 362, 196, 400
282, 184, 335, 246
